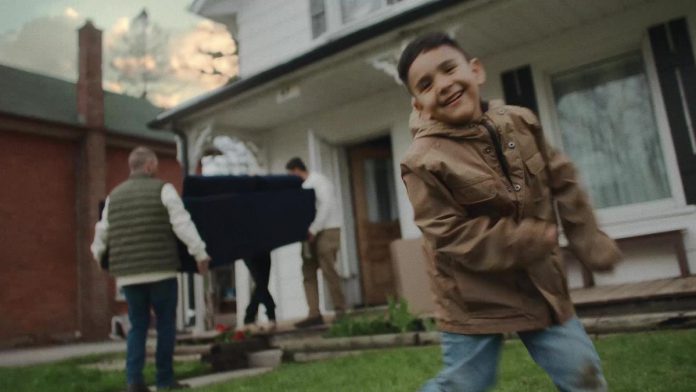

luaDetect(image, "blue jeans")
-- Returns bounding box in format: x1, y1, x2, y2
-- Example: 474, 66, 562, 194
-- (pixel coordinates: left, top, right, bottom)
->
123, 278, 178, 388
421, 318, 606, 392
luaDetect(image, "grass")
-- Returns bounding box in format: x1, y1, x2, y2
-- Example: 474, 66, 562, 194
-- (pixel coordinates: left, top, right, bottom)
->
1, 329, 695, 391
0, 353, 209, 392
196, 329, 696, 392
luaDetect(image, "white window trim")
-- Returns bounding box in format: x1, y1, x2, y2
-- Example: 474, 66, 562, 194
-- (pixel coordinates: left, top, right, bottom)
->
533, 39, 689, 232
311, 0, 435, 43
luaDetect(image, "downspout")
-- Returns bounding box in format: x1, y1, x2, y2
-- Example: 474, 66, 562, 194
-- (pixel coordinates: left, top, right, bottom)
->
173, 126, 190, 176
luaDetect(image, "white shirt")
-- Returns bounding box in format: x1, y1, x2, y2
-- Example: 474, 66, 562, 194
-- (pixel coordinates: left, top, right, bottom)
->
302, 172, 341, 235
90, 183, 210, 287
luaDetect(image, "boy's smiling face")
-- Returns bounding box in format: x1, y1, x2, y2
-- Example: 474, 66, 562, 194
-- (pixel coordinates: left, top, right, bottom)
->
407, 45, 486, 126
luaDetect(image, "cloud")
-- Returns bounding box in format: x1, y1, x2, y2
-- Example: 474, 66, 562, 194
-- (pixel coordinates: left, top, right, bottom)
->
105, 17, 130, 48
0, 14, 82, 81
168, 20, 238, 89
103, 80, 124, 93
0, 11, 239, 109
64, 7, 80, 20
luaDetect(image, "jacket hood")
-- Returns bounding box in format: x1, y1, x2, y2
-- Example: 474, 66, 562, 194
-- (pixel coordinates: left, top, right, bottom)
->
410, 99, 505, 139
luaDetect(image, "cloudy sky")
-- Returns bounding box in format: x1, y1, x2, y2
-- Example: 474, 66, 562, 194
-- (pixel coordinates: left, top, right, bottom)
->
0, 0, 238, 108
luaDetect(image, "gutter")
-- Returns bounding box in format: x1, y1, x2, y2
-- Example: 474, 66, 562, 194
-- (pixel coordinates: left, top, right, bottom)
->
148, 0, 464, 130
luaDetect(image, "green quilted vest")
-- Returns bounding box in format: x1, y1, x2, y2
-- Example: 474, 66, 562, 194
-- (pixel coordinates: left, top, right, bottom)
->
107, 174, 179, 277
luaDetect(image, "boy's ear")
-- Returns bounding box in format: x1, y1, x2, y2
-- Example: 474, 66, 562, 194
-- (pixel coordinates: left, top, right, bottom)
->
411, 97, 423, 111
411, 97, 430, 119
470, 58, 486, 85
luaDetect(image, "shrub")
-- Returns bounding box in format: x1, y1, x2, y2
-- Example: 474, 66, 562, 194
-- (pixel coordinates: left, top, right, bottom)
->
326, 297, 435, 338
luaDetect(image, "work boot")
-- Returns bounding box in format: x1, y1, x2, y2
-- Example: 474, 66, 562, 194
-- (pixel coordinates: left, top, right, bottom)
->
126, 384, 151, 392
294, 315, 324, 329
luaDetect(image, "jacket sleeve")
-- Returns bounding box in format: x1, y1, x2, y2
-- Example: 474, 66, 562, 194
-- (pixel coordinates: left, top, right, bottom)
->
401, 161, 554, 272
90, 197, 109, 264
308, 176, 333, 235
519, 109, 622, 271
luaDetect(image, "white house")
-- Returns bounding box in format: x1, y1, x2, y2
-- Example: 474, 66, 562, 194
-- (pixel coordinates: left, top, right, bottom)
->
150, 0, 696, 331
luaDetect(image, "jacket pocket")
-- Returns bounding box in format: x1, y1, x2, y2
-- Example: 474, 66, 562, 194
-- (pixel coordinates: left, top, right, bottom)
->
524, 152, 546, 177
451, 177, 497, 205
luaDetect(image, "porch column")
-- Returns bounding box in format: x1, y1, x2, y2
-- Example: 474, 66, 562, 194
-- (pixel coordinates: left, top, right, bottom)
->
175, 124, 213, 334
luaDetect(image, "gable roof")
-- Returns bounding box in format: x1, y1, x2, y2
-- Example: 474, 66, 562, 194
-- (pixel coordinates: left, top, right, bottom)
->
0, 64, 174, 143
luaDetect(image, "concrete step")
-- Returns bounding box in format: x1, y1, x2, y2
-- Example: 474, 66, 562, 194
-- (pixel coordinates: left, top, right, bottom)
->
145, 343, 211, 359
583, 310, 696, 335
278, 331, 438, 356
276, 311, 696, 358
173, 367, 274, 389
176, 330, 221, 345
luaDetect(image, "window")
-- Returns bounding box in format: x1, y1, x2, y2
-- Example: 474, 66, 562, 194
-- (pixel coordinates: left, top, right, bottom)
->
310, 0, 327, 38
311, 0, 404, 38
340, 0, 384, 24
551, 52, 671, 209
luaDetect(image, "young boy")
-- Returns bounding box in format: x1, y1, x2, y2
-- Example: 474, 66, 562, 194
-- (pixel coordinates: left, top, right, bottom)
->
398, 32, 622, 392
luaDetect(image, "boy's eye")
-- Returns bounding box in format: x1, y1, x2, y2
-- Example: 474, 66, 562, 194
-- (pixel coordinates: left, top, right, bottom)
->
417, 80, 432, 91
444, 65, 457, 73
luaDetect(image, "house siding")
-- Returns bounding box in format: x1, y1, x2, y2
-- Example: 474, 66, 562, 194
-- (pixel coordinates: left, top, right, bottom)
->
234, 1, 312, 77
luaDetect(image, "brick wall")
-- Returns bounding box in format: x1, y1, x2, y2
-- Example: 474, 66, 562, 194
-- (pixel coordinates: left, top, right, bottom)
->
0, 131, 80, 345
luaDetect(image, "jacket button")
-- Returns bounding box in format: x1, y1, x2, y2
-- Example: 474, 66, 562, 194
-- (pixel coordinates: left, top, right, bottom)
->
497, 108, 506, 115
484, 146, 492, 154
513, 184, 522, 192
507, 141, 516, 149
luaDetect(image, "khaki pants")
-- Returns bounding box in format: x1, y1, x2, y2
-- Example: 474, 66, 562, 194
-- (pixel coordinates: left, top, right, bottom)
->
301, 228, 346, 317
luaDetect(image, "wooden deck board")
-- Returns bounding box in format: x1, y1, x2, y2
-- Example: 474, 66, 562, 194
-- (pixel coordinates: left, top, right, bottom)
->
654, 276, 696, 296
571, 276, 696, 305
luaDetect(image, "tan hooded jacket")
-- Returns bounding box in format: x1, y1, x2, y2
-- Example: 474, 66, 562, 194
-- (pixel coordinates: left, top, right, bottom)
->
400, 102, 621, 334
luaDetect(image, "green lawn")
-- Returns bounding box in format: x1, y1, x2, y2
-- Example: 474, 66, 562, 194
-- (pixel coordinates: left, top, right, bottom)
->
1, 329, 695, 392
0, 353, 208, 392
197, 329, 696, 392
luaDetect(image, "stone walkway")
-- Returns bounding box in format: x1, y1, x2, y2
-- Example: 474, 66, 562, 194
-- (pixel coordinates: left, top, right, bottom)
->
179, 367, 273, 389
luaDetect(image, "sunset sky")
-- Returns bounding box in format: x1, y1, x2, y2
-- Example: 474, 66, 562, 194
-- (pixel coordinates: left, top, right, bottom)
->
0, 0, 238, 108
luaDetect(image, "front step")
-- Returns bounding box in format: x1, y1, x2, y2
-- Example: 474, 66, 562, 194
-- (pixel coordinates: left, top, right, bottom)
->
275, 311, 696, 362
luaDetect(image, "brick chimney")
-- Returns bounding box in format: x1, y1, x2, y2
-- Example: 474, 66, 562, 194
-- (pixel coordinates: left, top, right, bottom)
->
77, 21, 104, 127
75, 20, 110, 340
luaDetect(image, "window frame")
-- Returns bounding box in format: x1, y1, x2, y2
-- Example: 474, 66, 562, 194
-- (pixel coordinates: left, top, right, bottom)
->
309, 0, 420, 42
536, 36, 687, 227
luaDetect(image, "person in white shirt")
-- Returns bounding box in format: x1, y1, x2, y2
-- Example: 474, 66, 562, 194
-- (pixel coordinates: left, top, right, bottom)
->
286, 157, 346, 328
91, 146, 209, 392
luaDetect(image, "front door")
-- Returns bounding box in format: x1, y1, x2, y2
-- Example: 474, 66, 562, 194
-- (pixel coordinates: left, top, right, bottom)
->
348, 137, 401, 306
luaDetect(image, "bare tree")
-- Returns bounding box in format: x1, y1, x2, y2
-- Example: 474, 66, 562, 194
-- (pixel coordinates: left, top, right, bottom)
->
107, 9, 170, 98
106, 9, 238, 107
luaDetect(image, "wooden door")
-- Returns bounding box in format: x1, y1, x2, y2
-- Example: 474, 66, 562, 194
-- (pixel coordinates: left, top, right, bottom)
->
348, 139, 401, 305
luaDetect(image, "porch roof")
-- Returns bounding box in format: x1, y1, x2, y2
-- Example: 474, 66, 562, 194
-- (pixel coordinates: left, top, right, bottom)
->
149, 0, 655, 135
147, 0, 465, 130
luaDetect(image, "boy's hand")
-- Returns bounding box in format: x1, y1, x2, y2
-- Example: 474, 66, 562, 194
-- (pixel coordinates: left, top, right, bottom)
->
584, 234, 622, 272
515, 220, 558, 267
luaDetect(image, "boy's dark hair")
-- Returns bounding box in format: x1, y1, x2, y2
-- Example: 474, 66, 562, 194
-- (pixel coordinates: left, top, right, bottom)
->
285, 157, 307, 172
397, 32, 472, 86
